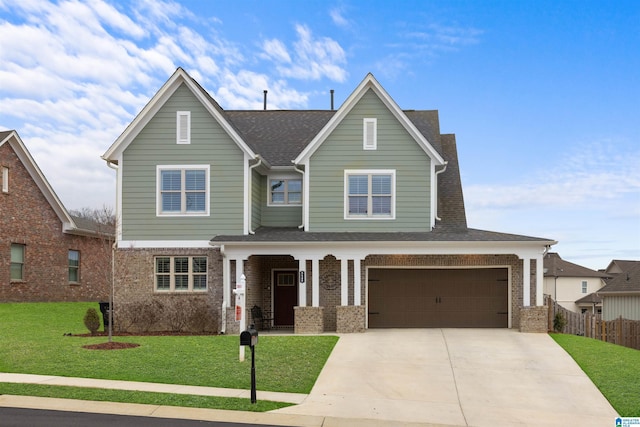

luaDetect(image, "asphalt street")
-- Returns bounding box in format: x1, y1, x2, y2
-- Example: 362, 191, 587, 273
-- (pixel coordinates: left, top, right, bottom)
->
0, 407, 282, 427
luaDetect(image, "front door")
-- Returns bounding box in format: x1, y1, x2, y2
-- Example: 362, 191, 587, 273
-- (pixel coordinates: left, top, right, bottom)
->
273, 270, 298, 326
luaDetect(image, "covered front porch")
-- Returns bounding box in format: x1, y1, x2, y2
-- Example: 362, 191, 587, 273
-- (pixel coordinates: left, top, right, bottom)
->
212, 228, 550, 334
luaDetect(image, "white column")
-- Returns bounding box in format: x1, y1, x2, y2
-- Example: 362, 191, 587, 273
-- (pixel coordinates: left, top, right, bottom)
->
340, 258, 349, 306
298, 259, 307, 307
353, 258, 362, 306
223, 255, 231, 308
312, 258, 320, 307
535, 254, 544, 306
523, 258, 531, 307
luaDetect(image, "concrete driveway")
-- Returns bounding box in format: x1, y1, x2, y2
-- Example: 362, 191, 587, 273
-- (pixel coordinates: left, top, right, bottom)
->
275, 329, 618, 426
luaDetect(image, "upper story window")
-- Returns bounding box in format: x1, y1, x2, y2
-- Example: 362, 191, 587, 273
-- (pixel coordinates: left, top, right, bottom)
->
269, 178, 302, 206
155, 256, 207, 292
363, 118, 377, 150
344, 170, 395, 219
10, 243, 25, 281
1, 166, 8, 193
177, 111, 191, 144
581, 281, 587, 294
157, 165, 209, 216
68, 250, 80, 283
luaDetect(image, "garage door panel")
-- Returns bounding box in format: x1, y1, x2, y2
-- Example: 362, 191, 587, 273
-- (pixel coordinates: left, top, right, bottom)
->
368, 268, 508, 328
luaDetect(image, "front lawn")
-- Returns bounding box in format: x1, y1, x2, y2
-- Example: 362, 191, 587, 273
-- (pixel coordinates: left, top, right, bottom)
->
0, 302, 338, 395
551, 333, 640, 417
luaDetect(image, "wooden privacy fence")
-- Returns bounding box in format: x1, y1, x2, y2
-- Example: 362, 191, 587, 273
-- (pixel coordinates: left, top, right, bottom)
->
546, 296, 640, 350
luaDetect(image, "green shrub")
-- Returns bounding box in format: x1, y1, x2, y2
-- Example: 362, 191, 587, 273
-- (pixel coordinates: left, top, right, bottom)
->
553, 312, 566, 332
83, 308, 101, 335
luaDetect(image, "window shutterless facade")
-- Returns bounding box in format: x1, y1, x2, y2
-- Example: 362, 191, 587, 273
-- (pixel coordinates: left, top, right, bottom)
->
268, 178, 302, 206
344, 170, 395, 219
581, 281, 588, 294
10, 243, 25, 281
157, 165, 209, 216
68, 250, 80, 283
155, 256, 207, 292
1, 166, 8, 193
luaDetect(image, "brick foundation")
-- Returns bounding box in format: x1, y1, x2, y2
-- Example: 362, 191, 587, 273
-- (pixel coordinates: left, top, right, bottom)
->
294, 306, 324, 333
336, 305, 365, 333
519, 306, 548, 333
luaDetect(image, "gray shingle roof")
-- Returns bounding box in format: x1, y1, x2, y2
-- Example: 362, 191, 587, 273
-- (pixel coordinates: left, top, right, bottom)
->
544, 253, 610, 278
599, 261, 640, 293
211, 226, 553, 243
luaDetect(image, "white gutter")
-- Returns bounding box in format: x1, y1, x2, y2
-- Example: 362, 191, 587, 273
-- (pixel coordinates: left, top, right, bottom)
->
293, 163, 305, 229
434, 161, 448, 222
248, 155, 263, 234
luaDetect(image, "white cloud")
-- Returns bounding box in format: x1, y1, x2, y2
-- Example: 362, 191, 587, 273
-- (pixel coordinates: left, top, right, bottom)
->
262, 24, 347, 82
329, 6, 350, 29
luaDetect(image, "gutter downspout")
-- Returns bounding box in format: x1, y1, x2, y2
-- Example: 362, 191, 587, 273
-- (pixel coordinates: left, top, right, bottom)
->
293, 163, 305, 229
219, 244, 227, 334
248, 155, 263, 234
434, 161, 448, 222
105, 159, 118, 343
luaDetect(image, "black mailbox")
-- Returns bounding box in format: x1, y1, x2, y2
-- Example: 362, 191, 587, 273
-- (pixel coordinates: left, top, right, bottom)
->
240, 326, 258, 347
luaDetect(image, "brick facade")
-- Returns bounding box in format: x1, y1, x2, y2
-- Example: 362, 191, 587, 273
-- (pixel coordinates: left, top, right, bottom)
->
0, 140, 110, 302
113, 247, 222, 333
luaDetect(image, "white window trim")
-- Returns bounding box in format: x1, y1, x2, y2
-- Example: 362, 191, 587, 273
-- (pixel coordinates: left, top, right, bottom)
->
581, 280, 588, 294
344, 169, 396, 220
363, 118, 377, 150
176, 111, 191, 144
1, 166, 8, 193
267, 174, 303, 207
156, 165, 210, 217
154, 255, 208, 292
68, 249, 80, 283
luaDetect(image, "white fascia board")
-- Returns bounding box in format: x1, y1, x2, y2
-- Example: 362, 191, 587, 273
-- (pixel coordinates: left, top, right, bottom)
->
2, 131, 76, 230
117, 240, 213, 249
294, 73, 445, 166
102, 68, 255, 162
218, 239, 557, 261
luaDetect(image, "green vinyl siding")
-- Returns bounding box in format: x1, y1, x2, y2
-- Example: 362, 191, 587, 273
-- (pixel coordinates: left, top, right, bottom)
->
308, 89, 432, 232
257, 173, 303, 227
121, 83, 245, 240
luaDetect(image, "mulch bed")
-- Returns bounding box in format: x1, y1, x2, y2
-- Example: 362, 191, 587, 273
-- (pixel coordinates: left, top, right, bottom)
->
82, 342, 140, 350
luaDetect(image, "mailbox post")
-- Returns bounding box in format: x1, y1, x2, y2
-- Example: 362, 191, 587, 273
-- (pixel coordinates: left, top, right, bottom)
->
240, 325, 258, 403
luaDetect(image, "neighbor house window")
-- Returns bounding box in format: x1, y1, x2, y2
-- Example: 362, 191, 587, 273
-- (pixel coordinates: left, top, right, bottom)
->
176, 111, 191, 144
155, 256, 207, 291
1, 166, 8, 193
269, 178, 302, 205
10, 244, 25, 281
581, 281, 587, 294
157, 165, 209, 216
363, 118, 377, 150
344, 170, 395, 219
68, 250, 80, 283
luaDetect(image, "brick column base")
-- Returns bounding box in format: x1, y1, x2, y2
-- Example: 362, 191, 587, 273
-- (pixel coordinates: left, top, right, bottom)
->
519, 306, 548, 333
294, 306, 324, 334
224, 306, 240, 335
336, 305, 366, 333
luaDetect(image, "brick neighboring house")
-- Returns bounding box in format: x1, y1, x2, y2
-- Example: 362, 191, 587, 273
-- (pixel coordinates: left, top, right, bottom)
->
102, 69, 557, 334
1, 130, 112, 302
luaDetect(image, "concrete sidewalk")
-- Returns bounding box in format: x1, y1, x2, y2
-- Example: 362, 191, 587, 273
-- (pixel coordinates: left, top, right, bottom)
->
0, 329, 620, 427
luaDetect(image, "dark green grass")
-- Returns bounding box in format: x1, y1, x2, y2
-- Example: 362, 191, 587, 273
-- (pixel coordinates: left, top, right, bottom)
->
0, 302, 338, 410
0, 383, 291, 411
551, 333, 640, 416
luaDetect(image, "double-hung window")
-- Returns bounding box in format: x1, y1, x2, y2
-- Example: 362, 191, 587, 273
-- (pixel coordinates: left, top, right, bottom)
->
345, 170, 395, 219
269, 178, 302, 205
155, 256, 207, 292
68, 250, 80, 283
1, 166, 8, 193
581, 281, 588, 294
157, 165, 209, 216
10, 244, 25, 281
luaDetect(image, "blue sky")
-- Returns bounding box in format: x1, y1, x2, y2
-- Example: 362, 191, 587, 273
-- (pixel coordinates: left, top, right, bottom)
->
1, 0, 638, 269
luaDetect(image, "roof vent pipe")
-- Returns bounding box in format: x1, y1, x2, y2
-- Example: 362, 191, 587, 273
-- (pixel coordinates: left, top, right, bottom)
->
263, 90, 268, 110
330, 89, 334, 110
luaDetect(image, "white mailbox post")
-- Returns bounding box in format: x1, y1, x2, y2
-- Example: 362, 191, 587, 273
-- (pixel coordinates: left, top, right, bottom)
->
233, 274, 247, 361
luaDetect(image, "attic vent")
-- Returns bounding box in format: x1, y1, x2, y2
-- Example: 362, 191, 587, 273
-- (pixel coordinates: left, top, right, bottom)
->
363, 118, 377, 150
177, 111, 191, 144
